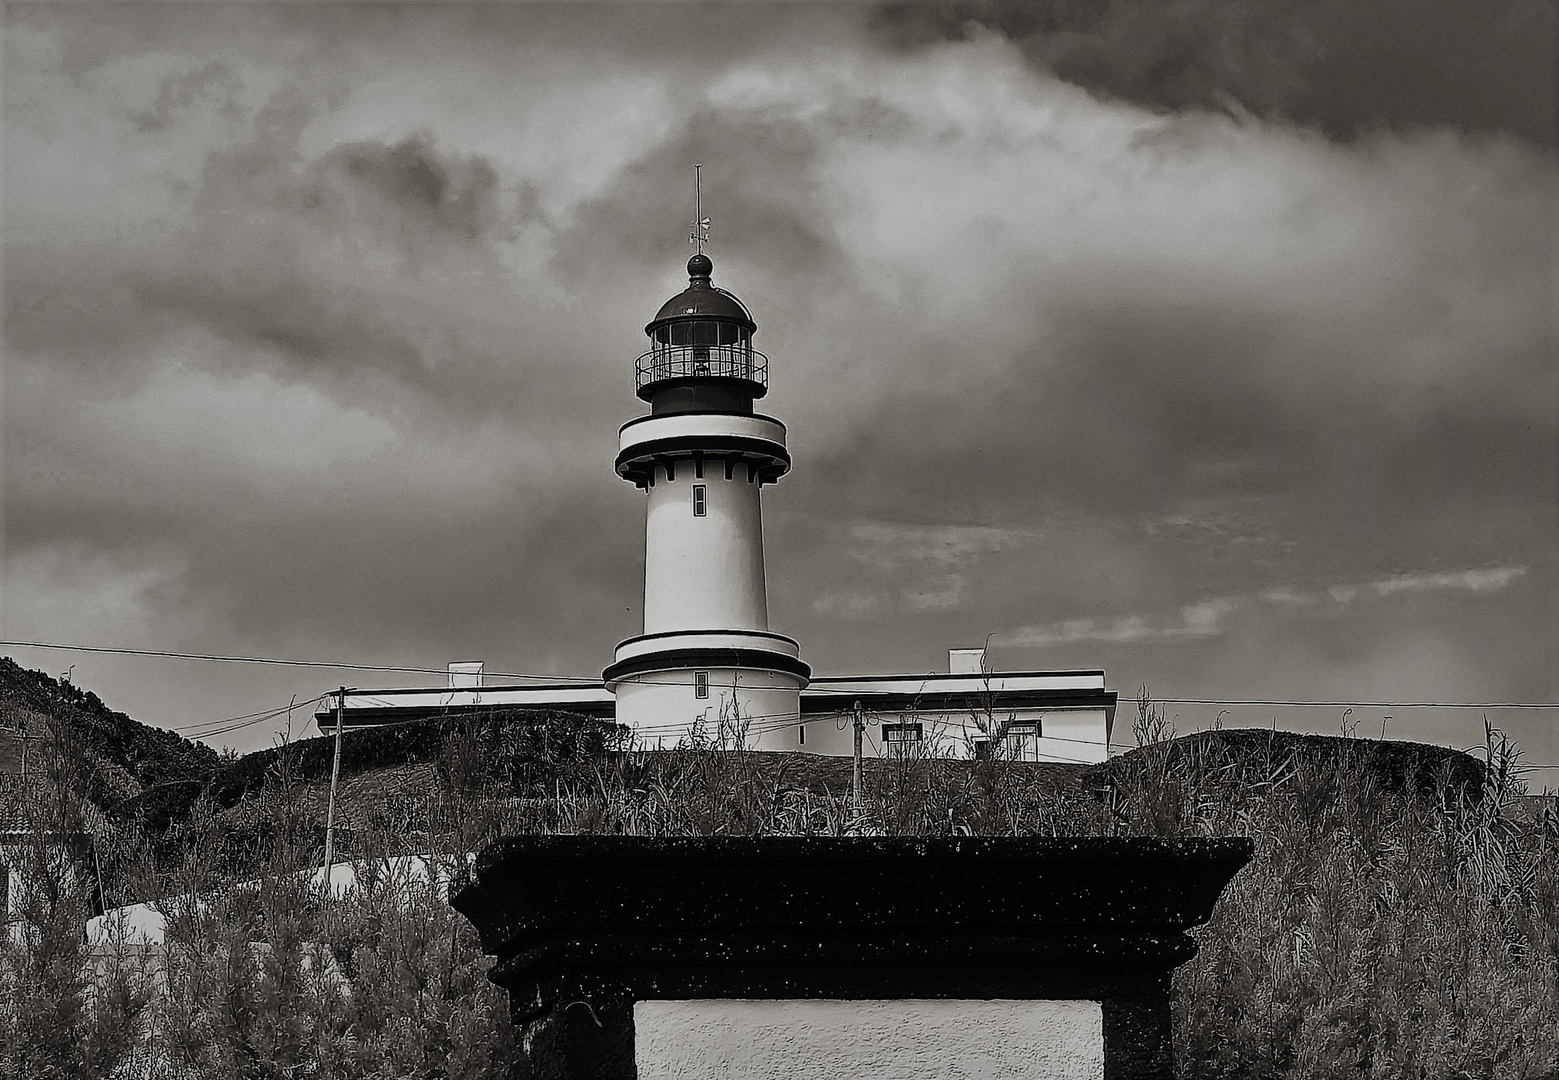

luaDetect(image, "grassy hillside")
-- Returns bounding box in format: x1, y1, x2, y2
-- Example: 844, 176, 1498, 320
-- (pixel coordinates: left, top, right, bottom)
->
0, 657, 220, 815
2, 668, 1553, 1077
154, 709, 1497, 887
200, 718, 1488, 833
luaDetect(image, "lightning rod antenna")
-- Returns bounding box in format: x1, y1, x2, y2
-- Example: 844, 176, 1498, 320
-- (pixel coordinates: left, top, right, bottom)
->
690, 164, 710, 253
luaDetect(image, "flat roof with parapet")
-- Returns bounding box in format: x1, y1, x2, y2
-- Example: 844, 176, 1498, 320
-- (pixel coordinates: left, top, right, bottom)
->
315, 670, 1114, 730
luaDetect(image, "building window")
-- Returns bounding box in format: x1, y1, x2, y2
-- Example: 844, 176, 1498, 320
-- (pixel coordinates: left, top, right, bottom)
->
1002, 721, 1042, 761
882, 722, 923, 752
692, 484, 707, 517
694, 671, 709, 699
798, 724, 806, 745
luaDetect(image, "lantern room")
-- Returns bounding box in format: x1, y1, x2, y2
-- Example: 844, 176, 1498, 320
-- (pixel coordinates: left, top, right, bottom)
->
638, 253, 768, 412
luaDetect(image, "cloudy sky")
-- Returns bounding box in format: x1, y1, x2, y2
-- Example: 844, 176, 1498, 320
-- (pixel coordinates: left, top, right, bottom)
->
4, 2, 1555, 781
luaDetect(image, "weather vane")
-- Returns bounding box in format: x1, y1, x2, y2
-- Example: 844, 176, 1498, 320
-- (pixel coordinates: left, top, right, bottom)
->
690, 163, 711, 253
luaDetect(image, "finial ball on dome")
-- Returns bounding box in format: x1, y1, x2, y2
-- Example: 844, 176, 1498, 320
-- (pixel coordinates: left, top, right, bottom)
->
687, 253, 713, 279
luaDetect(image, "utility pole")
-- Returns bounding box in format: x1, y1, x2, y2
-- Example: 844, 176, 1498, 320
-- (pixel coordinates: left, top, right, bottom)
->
321, 686, 351, 893
851, 700, 864, 812
18, 715, 29, 780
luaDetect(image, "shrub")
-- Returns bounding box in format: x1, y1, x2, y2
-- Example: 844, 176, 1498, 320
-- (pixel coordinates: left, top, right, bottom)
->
5, 693, 1554, 1078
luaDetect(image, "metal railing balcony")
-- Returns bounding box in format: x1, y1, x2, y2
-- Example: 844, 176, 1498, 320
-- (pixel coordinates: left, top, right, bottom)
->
636, 344, 768, 391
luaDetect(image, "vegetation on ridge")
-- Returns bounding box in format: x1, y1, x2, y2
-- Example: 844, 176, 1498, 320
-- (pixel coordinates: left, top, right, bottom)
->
0, 658, 219, 817
0, 660, 1554, 1078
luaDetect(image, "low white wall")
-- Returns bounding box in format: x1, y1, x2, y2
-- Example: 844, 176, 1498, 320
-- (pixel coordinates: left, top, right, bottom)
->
751, 707, 1111, 763
617, 668, 803, 748
1038, 710, 1112, 764
634, 999, 1104, 1080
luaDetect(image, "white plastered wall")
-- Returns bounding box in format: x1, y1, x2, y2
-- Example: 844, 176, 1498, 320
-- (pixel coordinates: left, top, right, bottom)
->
634, 999, 1104, 1080
617, 667, 803, 748
751, 707, 1111, 763
643, 466, 768, 635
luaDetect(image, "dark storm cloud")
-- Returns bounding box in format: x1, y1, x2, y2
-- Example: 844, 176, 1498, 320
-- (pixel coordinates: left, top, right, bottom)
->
872, 0, 1558, 145
177, 479, 646, 672
4, 11, 671, 672
132, 59, 245, 134
552, 107, 845, 300
3, 4, 1552, 765
805, 286, 1549, 527
315, 133, 520, 243
7, 92, 551, 412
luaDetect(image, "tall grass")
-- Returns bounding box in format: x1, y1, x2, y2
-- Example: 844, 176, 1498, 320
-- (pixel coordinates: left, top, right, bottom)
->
1, 722, 516, 1079
1, 699, 1554, 1077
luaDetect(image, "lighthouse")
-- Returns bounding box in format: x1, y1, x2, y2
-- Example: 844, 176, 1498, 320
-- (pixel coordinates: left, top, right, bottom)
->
603, 250, 810, 743
319, 211, 1117, 765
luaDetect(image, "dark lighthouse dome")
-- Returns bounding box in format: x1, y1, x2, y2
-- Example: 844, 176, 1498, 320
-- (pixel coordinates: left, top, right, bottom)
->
646, 254, 757, 334
637, 254, 767, 410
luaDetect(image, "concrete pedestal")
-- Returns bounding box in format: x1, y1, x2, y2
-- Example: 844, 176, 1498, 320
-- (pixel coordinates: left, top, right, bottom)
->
452, 836, 1252, 1080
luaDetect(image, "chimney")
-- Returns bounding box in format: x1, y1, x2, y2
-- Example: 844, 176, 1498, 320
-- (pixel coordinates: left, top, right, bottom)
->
948, 648, 986, 675
448, 661, 484, 688
447, 662, 484, 706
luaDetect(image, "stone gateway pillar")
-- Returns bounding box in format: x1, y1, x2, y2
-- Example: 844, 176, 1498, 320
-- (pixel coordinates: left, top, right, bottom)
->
452, 836, 1252, 1080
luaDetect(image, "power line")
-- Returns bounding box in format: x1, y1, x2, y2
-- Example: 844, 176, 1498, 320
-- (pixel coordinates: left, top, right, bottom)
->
174, 692, 1559, 763
165, 698, 1559, 775
1154, 697, 1558, 709
333, 685, 1559, 709
310, 697, 1559, 761
11, 639, 1558, 710
0, 640, 593, 683
11, 637, 1554, 767
171, 694, 327, 734
182, 698, 328, 741
203, 699, 1559, 771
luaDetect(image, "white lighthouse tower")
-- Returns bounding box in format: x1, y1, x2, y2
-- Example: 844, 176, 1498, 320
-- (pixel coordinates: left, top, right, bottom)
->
604, 249, 809, 743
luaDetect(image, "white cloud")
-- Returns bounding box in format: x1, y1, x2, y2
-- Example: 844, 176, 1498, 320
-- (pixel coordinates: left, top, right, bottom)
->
1366, 566, 1527, 597
1003, 597, 1241, 646
811, 523, 1034, 618
1000, 564, 1528, 647
846, 523, 1033, 568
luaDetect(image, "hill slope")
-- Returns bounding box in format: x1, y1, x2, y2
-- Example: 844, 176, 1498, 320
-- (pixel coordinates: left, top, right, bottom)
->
0, 657, 221, 815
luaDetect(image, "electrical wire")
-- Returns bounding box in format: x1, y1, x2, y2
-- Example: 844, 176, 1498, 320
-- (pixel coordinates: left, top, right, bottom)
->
312, 694, 1558, 765
174, 693, 1559, 772
198, 693, 1559, 773
11, 637, 1559, 711
182, 698, 328, 741
12, 637, 1554, 769
171, 695, 328, 734
0, 640, 594, 684
1153, 697, 1559, 709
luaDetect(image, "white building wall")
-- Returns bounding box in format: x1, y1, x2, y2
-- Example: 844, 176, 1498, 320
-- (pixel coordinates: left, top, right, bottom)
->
616, 667, 803, 749
634, 999, 1103, 1080
749, 705, 1111, 763
643, 467, 768, 635
1036, 710, 1113, 765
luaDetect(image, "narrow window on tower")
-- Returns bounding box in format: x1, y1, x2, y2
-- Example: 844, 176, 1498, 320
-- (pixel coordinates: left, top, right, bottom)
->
692, 484, 707, 517
694, 671, 709, 699
798, 724, 806, 745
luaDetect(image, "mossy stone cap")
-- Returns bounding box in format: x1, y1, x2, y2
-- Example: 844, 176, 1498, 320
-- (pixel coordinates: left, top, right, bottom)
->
454, 835, 1254, 970
452, 836, 1254, 1078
